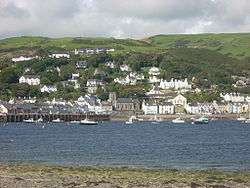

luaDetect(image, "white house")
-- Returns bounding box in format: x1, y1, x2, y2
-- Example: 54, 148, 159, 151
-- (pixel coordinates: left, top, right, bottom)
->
146, 86, 166, 99
86, 79, 105, 94
76, 95, 102, 112
148, 67, 160, 83
105, 61, 115, 69
220, 93, 245, 103
159, 78, 192, 90
114, 75, 137, 85
12, 56, 35, 62
40, 85, 57, 93
158, 102, 175, 114
120, 64, 132, 72
19, 75, 40, 86
142, 101, 158, 115
170, 94, 187, 107
186, 103, 201, 114
49, 53, 70, 58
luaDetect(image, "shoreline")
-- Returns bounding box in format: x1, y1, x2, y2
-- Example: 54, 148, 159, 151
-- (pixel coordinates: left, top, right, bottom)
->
0, 163, 249, 188
111, 113, 240, 121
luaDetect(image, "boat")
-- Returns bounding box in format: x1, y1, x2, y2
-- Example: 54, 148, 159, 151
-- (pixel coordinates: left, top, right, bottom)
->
172, 117, 185, 124
125, 116, 138, 124
52, 118, 63, 123
192, 117, 209, 124
23, 118, 35, 123
237, 116, 246, 121
70, 120, 80, 124
80, 119, 98, 125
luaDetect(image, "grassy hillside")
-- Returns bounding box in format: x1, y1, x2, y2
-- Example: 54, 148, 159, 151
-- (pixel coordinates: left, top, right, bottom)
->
0, 36, 161, 59
1, 33, 250, 59
148, 33, 250, 59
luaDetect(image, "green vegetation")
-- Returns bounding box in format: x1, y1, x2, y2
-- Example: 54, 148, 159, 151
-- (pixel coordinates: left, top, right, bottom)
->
148, 33, 250, 59
0, 34, 250, 101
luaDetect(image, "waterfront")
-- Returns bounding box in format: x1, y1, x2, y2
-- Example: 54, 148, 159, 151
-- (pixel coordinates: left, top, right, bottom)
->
0, 120, 249, 170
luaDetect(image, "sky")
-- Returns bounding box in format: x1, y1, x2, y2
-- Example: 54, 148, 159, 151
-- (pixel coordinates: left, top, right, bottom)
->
0, 0, 250, 39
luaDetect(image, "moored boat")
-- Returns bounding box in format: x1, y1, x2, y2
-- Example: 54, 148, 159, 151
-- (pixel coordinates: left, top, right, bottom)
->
172, 117, 185, 124
192, 117, 209, 124
80, 119, 98, 125
52, 118, 63, 123
23, 118, 35, 123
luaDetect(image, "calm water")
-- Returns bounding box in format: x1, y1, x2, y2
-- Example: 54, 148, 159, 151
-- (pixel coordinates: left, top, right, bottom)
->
0, 121, 249, 170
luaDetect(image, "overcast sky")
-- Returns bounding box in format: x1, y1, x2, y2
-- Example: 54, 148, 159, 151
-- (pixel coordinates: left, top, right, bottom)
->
0, 0, 250, 39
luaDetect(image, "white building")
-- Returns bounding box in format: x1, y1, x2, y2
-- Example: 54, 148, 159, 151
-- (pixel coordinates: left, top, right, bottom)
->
40, 85, 57, 93
170, 94, 187, 107
86, 79, 105, 94
49, 53, 70, 58
148, 67, 160, 83
220, 93, 245, 103
19, 75, 40, 86
105, 61, 115, 69
159, 78, 191, 90
186, 103, 201, 114
76, 95, 102, 113
12, 56, 35, 62
158, 102, 175, 114
114, 75, 137, 85
142, 101, 158, 115
120, 64, 132, 72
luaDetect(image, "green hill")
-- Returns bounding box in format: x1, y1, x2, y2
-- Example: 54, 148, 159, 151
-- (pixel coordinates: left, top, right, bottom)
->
1, 33, 250, 59
148, 33, 250, 59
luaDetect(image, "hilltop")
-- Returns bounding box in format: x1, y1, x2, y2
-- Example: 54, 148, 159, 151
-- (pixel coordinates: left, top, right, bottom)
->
1, 33, 250, 59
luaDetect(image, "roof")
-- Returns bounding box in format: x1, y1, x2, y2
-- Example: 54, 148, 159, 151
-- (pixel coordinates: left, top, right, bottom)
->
21, 75, 40, 79
116, 98, 134, 103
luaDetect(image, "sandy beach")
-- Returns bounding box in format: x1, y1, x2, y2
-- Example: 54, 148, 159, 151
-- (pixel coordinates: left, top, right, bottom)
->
0, 164, 249, 188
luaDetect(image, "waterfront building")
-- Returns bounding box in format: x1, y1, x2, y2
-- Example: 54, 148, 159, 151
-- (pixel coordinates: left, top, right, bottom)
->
170, 94, 187, 107
158, 102, 175, 114
185, 103, 201, 114
19, 75, 40, 86
115, 98, 140, 112
142, 101, 158, 115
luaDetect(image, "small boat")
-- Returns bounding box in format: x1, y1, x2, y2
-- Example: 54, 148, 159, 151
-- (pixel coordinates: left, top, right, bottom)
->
80, 119, 98, 125
244, 119, 250, 124
192, 117, 209, 124
172, 117, 185, 124
70, 120, 80, 124
237, 117, 246, 121
52, 118, 63, 123
23, 118, 35, 123
125, 116, 138, 124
